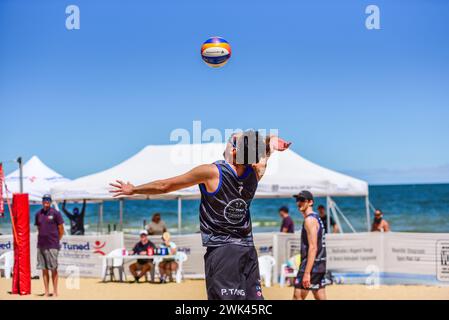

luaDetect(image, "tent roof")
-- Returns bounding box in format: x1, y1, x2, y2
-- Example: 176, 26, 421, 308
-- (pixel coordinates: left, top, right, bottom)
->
3, 156, 71, 202
51, 143, 368, 201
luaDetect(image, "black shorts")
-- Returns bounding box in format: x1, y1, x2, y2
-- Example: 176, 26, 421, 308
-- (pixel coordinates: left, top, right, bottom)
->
294, 272, 327, 290
204, 244, 263, 300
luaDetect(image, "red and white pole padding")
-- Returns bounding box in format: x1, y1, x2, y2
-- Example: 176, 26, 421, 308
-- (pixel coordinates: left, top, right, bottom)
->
11, 193, 31, 295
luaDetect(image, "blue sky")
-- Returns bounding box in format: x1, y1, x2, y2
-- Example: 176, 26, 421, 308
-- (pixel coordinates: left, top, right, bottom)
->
1, 0, 448, 184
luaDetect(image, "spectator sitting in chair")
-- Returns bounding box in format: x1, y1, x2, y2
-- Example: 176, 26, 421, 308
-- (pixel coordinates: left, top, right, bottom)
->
128, 230, 156, 283
158, 232, 178, 283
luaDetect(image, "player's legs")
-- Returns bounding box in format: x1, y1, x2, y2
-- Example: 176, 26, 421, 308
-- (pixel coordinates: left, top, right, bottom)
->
293, 288, 309, 300
204, 245, 246, 300
293, 273, 327, 300
312, 288, 327, 300
244, 246, 264, 300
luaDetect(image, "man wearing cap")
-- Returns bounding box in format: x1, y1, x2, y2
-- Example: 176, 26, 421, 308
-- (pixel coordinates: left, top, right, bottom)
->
34, 194, 64, 297
128, 230, 156, 283
293, 190, 327, 300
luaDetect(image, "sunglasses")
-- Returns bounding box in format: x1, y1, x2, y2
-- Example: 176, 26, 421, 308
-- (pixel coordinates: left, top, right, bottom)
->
296, 197, 307, 202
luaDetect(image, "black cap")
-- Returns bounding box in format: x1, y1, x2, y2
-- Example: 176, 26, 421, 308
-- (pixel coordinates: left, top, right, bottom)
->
42, 194, 52, 202
293, 190, 314, 202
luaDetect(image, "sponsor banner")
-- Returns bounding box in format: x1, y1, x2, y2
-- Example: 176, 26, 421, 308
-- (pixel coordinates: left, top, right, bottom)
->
326, 232, 383, 273
2, 231, 449, 284
326, 232, 449, 285
58, 232, 124, 278
0, 232, 124, 278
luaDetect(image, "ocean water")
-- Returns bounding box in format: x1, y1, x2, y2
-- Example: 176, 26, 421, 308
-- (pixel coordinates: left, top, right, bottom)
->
1, 184, 448, 234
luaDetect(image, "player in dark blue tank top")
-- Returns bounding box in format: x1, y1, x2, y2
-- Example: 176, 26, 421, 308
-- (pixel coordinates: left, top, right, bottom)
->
109, 131, 291, 300
293, 190, 327, 300
199, 160, 258, 247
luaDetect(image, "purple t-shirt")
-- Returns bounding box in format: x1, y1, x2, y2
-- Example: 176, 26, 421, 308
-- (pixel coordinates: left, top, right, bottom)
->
35, 208, 64, 249
280, 216, 295, 233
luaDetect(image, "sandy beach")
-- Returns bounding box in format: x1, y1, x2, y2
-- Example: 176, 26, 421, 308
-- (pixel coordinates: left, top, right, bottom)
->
1, 278, 448, 300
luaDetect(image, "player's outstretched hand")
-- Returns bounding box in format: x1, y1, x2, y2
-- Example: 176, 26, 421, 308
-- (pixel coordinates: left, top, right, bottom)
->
270, 136, 291, 152
109, 180, 135, 197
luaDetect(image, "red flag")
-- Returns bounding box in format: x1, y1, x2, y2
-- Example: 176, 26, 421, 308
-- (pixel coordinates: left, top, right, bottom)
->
0, 163, 4, 217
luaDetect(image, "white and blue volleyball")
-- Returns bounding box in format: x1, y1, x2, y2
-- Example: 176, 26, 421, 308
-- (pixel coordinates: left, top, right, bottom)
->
201, 37, 231, 68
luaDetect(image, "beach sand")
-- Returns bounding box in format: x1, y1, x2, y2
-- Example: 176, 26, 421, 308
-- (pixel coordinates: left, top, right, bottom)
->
1, 278, 448, 300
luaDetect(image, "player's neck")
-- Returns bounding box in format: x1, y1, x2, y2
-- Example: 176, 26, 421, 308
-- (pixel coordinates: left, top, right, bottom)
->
302, 208, 314, 218
226, 160, 247, 176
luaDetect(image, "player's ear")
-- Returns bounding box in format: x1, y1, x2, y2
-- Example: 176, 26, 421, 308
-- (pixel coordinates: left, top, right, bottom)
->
232, 148, 237, 159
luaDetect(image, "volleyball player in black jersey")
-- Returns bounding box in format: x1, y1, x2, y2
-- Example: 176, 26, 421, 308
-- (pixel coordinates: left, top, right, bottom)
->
110, 131, 290, 300
293, 190, 327, 300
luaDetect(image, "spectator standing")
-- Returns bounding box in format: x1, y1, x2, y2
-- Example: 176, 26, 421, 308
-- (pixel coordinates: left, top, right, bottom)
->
371, 209, 390, 232
62, 200, 86, 235
35, 194, 64, 297
317, 205, 339, 234
146, 213, 167, 235
279, 206, 295, 233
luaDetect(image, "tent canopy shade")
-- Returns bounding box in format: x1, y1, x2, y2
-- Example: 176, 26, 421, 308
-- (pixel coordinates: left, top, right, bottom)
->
51, 143, 368, 201
3, 155, 70, 202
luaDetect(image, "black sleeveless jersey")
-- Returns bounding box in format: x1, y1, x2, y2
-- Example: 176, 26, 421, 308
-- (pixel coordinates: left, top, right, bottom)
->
199, 160, 258, 247
300, 213, 327, 273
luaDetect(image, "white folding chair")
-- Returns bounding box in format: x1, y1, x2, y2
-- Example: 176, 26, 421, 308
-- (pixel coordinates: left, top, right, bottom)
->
280, 254, 301, 287
258, 255, 276, 287
175, 251, 188, 284
102, 248, 127, 282
0, 251, 14, 279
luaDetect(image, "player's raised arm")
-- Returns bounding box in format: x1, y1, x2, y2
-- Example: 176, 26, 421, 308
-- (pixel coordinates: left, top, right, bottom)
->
252, 135, 291, 180
109, 164, 218, 197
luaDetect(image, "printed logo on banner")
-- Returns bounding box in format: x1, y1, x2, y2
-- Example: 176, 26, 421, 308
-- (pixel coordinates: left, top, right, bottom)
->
436, 240, 449, 282
93, 240, 106, 255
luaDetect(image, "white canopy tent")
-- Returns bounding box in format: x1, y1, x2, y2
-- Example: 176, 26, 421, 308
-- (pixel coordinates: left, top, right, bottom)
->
3, 156, 71, 203
51, 143, 370, 232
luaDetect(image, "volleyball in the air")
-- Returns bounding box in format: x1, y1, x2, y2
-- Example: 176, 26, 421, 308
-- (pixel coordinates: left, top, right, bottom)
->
201, 37, 231, 68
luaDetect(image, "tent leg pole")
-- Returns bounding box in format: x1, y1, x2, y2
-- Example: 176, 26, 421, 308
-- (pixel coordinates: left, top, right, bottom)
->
17, 157, 23, 193
177, 197, 182, 235
119, 199, 124, 231
326, 196, 331, 232
99, 201, 104, 234
329, 198, 344, 234
365, 196, 371, 232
